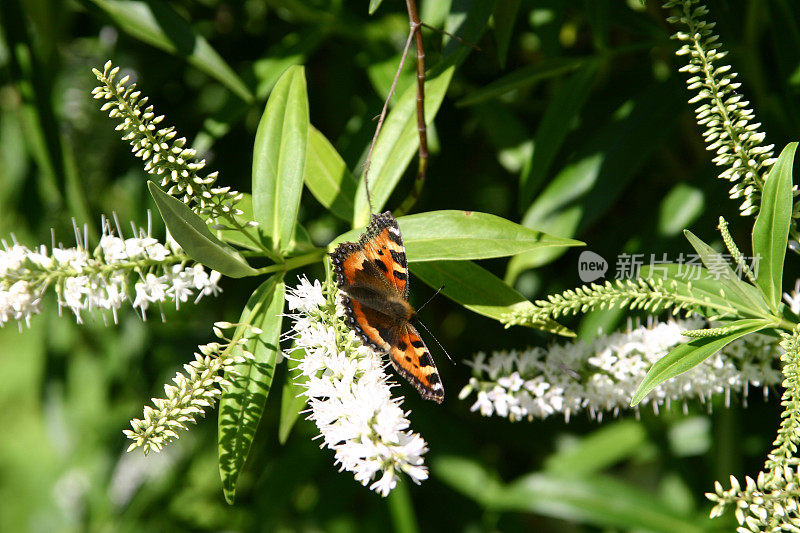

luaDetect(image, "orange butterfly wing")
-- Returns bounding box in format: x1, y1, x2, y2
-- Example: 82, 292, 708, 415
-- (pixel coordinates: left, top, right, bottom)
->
331, 211, 444, 403
357, 212, 409, 298
388, 325, 443, 403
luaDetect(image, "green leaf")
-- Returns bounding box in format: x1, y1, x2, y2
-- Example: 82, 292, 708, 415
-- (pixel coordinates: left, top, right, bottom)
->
86, 0, 252, 102
506, 81, 687, 283
400, 211, 582, 260
368, 0, 384, 14
218, 275, 285, 504
683, 230, 770, 315
519, 59, 602, 208
367, 54, 415, 102
212, 193, 265, 252
432, 456, 505, 505
304, 127, 357, 222
499, 474, 710, 532
252, 65, 309, 252
278, 345, 307, 444
456, 58, 582, 107
410, 260, 573, 336
752, 142, 796, 308
442, 0, 495, 63
353, 66, 455, 227
148, 182, 258, 278
330, 210, 583, 261
492, 0, 520, 68
433, 456, 710, 533
657, 184, 705, 237
630, 318, 771, 406
543, 420, 647, 477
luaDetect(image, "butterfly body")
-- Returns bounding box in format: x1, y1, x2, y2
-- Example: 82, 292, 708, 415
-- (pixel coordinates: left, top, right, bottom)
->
331, 211, 444, 403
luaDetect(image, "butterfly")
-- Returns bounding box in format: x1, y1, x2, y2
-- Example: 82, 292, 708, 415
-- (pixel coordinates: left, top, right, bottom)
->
330, 211, 444, 403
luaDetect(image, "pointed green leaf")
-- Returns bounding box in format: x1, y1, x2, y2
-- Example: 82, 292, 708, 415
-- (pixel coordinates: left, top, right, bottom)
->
657, 184, 705, 237
278, 346, 307, 444
456, 58, 582, 108
442, 0, 495, 63
353, 66, 455, 227
86, 0, 252, 102
507, 81, 685, 282
493, 0, 520, 68
219, 275, 285, 504
630, 319, 770, 406
543, 420, 647, 476
683, 230, 770, 314
433, 456, 710, 532
519, 59, 602, 208
399, 211, 583, 261
330, 210, 583, 261
368, 0, 384, 14
410, 260, 573, 336
752, 142, 796, 308
252, 65, 309, 252
148, 182, 258, 277
304, 127, 357, 222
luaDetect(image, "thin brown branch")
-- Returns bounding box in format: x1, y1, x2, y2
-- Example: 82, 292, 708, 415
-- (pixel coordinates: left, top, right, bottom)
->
394, 0, 426, 217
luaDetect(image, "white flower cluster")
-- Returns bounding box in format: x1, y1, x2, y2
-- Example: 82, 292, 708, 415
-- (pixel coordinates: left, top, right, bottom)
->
460, 318, 780, 422
125, 322, 255, 454
0, 218, 221, 327
92, 61, 246, 221
286, 277, 428, 497
708, 470, 800, 532
665, 0, 776, 216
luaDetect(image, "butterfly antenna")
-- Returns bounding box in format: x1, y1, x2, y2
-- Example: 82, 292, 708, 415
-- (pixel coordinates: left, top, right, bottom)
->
415, 318, 455, 365
416, 284, 445, 313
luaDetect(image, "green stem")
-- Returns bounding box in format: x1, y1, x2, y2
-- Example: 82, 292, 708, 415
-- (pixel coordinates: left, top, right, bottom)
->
5, 254, 189, 288
386, 478, 420, 533
255, 249, 325, 275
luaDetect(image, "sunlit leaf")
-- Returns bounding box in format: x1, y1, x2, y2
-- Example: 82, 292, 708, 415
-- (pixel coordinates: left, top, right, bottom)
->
352, 66, 455, 227
278, 346, 307, 445
218, 275, 285, 503
252, 66, 309, 252
331, 210, 582, 261
683, 230, 770, 315
752, 142, 796, 308
304, 127, 357, 222
410, 260, 573, 336
630, 319, 771, 406
148, 182, 258, 277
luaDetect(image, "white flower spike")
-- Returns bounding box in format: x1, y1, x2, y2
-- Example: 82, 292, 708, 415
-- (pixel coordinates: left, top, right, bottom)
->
286, 276, 429, 497
461, 318, 780, 422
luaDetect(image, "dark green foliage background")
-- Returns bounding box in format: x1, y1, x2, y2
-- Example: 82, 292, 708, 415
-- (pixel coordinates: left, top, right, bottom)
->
0, 0, 798, 531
